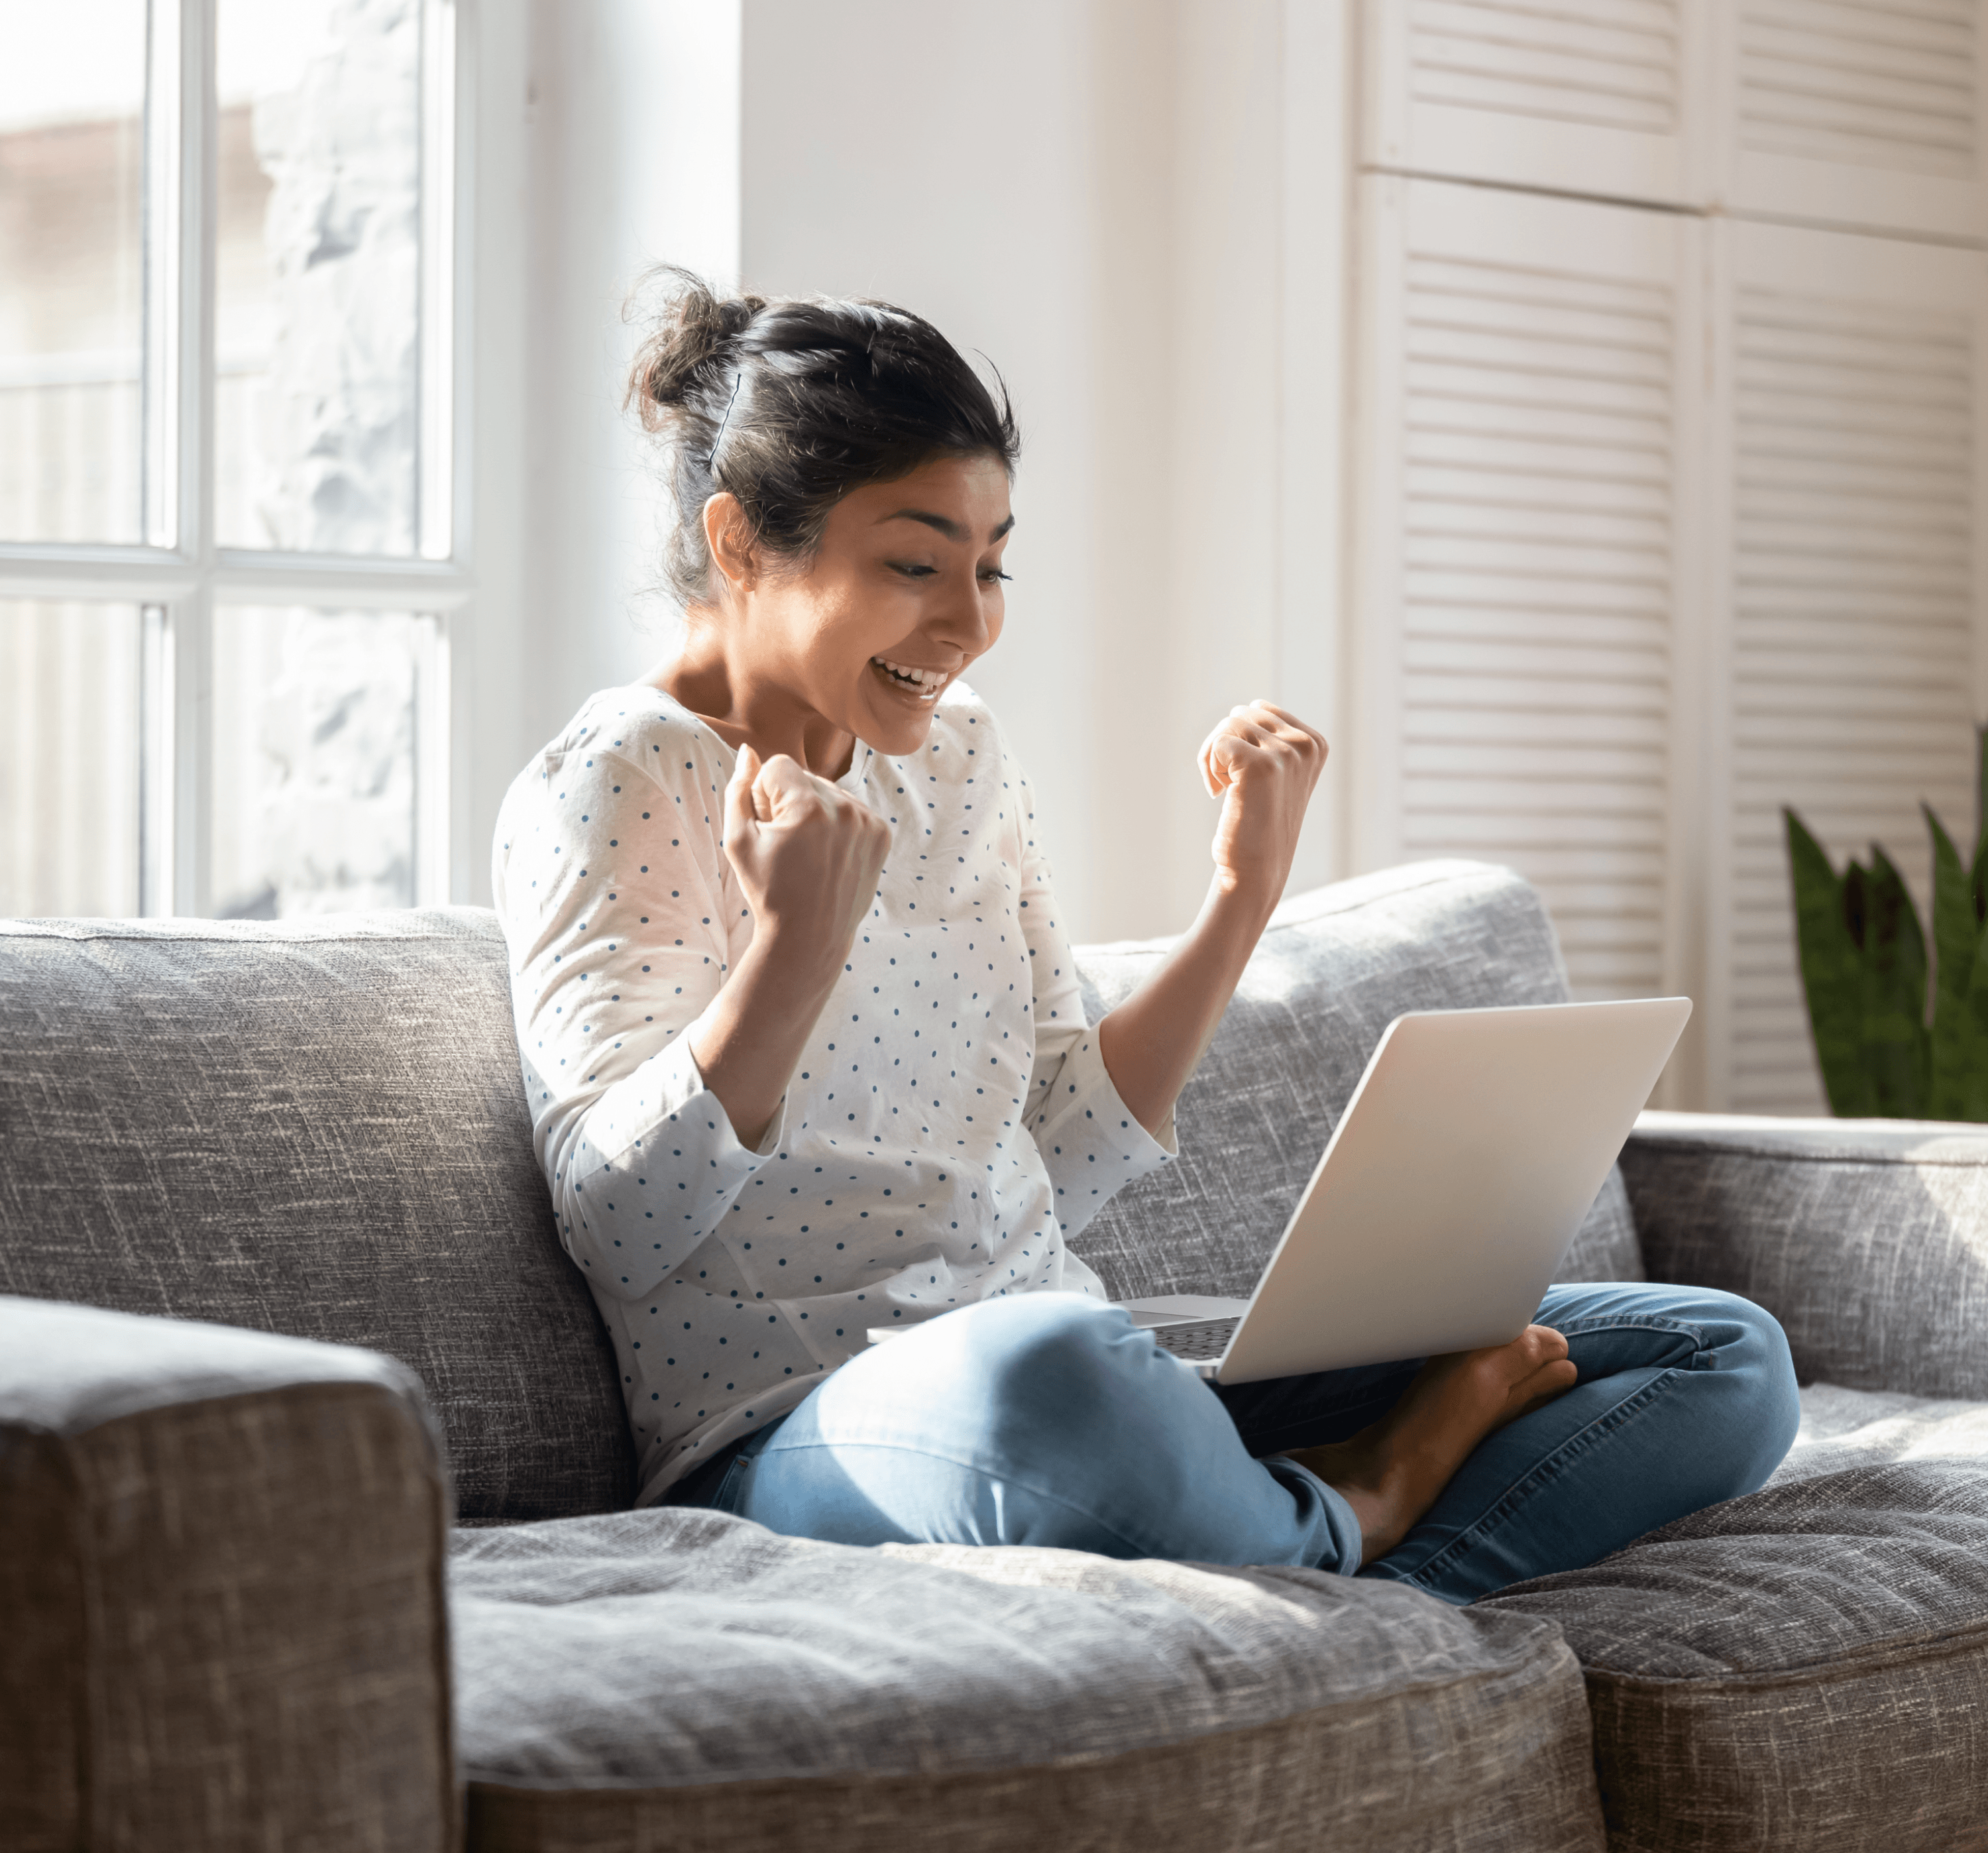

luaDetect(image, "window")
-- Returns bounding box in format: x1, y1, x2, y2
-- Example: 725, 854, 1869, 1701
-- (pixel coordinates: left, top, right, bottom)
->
0, 0, 465, 918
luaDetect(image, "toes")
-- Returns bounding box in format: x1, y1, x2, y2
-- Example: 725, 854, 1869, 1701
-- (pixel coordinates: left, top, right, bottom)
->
1516, 1357, 1579, 1407
1523, 1323, 1570, 1361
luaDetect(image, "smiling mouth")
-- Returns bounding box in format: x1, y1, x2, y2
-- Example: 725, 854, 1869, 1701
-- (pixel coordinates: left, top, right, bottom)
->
871, 655, 950, 701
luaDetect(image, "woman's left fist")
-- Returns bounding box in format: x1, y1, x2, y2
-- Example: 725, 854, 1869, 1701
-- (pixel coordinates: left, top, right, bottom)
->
1197, 699, 1329, 900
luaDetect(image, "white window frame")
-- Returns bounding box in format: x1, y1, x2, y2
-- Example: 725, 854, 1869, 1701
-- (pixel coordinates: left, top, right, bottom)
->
0, 0, 479, 917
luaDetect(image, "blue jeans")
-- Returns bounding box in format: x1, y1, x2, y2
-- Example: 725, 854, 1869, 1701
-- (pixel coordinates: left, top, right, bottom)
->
673, 1282, 1801, 1604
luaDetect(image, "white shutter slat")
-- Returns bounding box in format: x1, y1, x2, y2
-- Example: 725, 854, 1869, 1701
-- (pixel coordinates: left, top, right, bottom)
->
1404, 465, 1671, 514
1405, 740, 1665, 776
1366, 1, 1700, 207
1406, 707, 1671, 749
1406, 571, 1667, 617
1743, 18, 1972, 85
1740, 51, 1973, 149
1355, 177, 1694, 1006
1744, 0, 1971, 52
1412, 0, 1681, 66
1406, 773, 1667, 813
1709, 219, 1987, 1112
1729, 0, 1987, 238
1408, 428, 1670, 485
1406, 504, 1673, 551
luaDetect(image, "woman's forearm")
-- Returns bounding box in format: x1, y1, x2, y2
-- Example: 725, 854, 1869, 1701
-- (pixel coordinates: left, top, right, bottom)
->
1097, 873, 1278, 1136
687, 927, 844, 1151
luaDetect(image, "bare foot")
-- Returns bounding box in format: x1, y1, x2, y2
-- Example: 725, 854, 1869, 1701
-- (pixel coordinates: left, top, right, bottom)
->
1286, 1326, 1578, 1567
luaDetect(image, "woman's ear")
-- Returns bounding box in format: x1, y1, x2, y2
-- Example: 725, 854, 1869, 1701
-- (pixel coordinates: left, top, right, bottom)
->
703, 493, 757, 597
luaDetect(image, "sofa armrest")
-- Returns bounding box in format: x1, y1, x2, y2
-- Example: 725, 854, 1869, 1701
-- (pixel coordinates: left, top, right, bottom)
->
0, 1297, 457, 1852
1620, 1111, 1988, 1399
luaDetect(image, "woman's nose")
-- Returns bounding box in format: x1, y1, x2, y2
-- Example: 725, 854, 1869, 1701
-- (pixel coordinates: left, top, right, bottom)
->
928, 575, 993, 651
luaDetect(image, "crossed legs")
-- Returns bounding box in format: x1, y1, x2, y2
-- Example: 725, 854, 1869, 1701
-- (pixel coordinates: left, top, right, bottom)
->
692, 1284, 1800, 1602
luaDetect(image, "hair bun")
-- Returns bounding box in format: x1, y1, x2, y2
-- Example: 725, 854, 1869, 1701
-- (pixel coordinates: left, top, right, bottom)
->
621, 267, 1018, 612
625, 266, 767, 424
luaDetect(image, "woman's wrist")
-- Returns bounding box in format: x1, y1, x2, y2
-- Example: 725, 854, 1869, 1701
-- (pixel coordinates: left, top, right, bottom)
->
1205, 864, 1282, 936
742, 915, 854, 1003
689, 922, 846, 1150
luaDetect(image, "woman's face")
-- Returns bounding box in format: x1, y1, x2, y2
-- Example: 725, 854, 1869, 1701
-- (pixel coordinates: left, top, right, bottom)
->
726, 451, 1014, 759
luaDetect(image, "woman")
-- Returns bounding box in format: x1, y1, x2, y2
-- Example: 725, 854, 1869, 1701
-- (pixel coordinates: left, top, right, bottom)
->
493, 273, 1798, 1602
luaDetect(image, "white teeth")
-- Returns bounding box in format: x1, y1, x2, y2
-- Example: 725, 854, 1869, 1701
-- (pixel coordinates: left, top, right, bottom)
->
872, 656, 947, 695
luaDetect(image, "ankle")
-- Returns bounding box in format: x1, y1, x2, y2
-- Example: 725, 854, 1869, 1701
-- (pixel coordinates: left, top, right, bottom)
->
1286, 1441, 1406, 1567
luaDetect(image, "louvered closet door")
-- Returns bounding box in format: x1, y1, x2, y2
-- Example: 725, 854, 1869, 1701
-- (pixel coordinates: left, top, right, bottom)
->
1352, 175, 1702, 1013
1723, 0, 1988, 242
1706, 219, 1988, 1112
1363, 0, 1708, 207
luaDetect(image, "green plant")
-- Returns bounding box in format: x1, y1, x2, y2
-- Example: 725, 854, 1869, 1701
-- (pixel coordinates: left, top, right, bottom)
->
1785, 728, 1988, 1121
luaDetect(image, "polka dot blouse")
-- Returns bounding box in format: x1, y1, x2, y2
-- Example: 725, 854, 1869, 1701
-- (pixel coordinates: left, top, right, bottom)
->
492, 681, 1177, 1504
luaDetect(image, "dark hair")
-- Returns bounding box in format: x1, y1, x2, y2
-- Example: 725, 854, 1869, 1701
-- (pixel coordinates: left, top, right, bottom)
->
625, 267, 1021, 610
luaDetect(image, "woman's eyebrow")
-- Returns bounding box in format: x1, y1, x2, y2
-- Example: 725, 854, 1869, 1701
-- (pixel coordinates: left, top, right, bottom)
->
880, 510, 1017, 543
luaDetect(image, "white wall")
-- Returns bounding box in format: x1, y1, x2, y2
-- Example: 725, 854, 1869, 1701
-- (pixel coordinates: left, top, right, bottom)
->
743, 0, 1350, 943
518, 0, 741, 753
509, 0, 1352, 943
742, 0, 1148, 939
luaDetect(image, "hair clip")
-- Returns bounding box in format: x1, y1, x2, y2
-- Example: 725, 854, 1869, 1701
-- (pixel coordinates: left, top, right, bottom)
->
705, 372, 743, 473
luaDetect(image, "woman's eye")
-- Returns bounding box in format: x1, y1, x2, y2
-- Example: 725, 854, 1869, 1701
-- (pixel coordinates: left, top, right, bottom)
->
981, 569, 1013, 584
890, 563, 937, 579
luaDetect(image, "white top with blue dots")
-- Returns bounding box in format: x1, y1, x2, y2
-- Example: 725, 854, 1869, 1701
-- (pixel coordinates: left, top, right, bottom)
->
491, 681, 1177, 1504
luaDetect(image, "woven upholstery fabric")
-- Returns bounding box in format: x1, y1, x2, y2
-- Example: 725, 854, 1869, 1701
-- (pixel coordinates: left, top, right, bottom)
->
1484, 1386, 1988, 1853
1622, 1112, 1988, 1400
1070, 861, 1645, 1300
0, 911, 633, 1520
0, 1298, 455, 1853
452, 1506, 1606, 1853
464, 1705, 1595, 1853
1769, 1380, 1988, 1479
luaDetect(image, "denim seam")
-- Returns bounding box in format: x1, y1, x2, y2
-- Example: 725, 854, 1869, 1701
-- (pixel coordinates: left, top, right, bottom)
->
735, 1437, 1169, 1561
1549, 1313, 1724, 1373
1390, 1368, 1685, 1594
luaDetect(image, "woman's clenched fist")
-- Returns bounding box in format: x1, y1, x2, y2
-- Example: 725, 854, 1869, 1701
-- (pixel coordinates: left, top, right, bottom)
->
1197, 700, 1329, 902
722, 746, 891, 972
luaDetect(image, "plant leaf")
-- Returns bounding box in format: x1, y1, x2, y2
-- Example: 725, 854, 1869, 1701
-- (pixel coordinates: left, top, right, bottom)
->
1861, 845, 1930, 1117
1926, 805, 1978, 1117
1973, 723, 1988, 928
1951, 909, 1988, 1121
1785, 809, 1876, 1115
1977, 722, 1987, 866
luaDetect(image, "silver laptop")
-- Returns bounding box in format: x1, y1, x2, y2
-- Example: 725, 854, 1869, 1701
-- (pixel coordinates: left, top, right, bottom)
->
1115, 997, 1690, 1383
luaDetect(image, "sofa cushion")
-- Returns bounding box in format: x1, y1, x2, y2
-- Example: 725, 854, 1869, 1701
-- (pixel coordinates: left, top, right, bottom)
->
0, 866, 1626, 1528
0, 912, 633, 1522
1623, 1112, 1988, 1400
1773, 1380, 1988, 1481
451, 1507, 1607, 1853
1482, 1388, 1988, 1853
1070, 861, 1645, 1301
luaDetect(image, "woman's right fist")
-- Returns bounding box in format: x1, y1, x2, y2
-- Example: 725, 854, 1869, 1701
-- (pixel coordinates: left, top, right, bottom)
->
722, 745, 891, 966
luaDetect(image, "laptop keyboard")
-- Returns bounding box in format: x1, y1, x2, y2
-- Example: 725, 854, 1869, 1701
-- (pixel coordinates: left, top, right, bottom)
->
1149, 1317, 1241, 1362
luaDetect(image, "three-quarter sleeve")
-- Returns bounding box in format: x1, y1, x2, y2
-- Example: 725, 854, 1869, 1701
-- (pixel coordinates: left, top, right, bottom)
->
1011, 761, 1176, 1241
494, 728, 781, 1301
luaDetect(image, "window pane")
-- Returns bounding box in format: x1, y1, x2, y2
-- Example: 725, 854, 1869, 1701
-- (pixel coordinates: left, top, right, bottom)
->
214, 0, 421, 555
0, 601, 142, 915
0, 1, 146, 543
210, 606, 433, 917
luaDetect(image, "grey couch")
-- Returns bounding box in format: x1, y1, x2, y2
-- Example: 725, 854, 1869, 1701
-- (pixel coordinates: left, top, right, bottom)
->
3, 860, 1985, 1853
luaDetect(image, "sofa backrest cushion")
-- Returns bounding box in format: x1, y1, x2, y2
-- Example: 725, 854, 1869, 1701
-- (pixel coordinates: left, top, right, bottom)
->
0, 911, 633, 1523
1069, 861, 1645, 1301
0, 861, 1640, 1526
